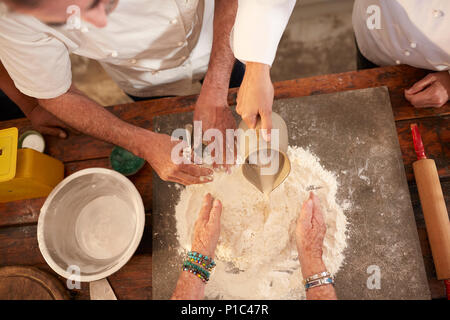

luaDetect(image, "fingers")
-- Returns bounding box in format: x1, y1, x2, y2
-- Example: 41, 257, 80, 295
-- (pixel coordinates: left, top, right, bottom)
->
208, 199, 222, 226
242, 113, 258, 129
298, 194, 313, 228
405, 74, 436, 95
406, 82, 447, 108
40, 126, 67, 139
198, 193, 213, 221
260, 111, 272, 142
173, 171, 211, 185
310, 192, 325, 228
180, 163, 213, 177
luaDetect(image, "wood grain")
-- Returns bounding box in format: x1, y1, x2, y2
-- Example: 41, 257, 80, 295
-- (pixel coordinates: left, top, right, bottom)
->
0, 266, 69, 300
0, 65, 448, 299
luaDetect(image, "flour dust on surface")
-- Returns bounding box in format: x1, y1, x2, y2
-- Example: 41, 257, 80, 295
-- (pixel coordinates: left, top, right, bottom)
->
175, 146, 349, 299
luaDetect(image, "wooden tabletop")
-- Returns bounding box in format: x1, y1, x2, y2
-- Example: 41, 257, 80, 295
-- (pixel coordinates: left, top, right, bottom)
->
0, 65, 448, 299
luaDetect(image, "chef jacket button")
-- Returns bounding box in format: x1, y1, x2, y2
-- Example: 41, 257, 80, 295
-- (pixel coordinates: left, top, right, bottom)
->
111, 51, 118, 58
404, 50, 411, 56
410, 42, 417, 48
171, 19, 178, 24
81, 26, 89, 33
395, 60, 401, 65
432, 9, 444, 18
130, 59, 137, 64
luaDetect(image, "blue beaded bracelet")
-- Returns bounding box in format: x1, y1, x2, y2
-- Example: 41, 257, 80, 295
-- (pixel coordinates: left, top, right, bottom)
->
182, 260, 210, 283
187, 251, 216, 271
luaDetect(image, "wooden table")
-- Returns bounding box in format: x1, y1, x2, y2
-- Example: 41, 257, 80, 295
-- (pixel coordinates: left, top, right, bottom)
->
0, 65, 448, 299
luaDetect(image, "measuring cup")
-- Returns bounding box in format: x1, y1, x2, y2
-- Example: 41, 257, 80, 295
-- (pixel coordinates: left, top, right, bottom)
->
237, 112, 291, 195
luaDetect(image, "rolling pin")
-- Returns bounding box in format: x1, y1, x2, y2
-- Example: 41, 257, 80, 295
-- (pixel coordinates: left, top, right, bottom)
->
410, 124, 450, 297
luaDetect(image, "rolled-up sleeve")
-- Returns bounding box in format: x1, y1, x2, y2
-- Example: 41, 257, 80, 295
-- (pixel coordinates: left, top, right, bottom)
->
0, 17, 72, 99
233, 0, 296, 66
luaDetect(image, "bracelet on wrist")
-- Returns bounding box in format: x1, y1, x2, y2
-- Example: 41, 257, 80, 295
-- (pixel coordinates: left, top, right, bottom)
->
188, 251, 216, 271
182, 260, 210, 283
303, 271, 335, 291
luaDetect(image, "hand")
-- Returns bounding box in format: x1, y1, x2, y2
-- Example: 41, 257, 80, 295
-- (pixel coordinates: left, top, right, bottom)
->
144, 132, 214, 185
236, 62, 274, 141
28, 104, 70, 138
191, 193, 222, 258
194, 88, 236, 168
405, 71, 450, 108
296, 192, 327, 277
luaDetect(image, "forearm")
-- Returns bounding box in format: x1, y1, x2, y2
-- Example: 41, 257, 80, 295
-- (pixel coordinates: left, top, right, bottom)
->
201, 0, 238, 95
38, 86, 154, 158
0, 62, 38, 116
301, 258, 337, 300
171, 270, 206, 300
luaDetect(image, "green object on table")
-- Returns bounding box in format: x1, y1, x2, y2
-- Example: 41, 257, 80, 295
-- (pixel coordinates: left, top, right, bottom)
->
110, 146, 145, 176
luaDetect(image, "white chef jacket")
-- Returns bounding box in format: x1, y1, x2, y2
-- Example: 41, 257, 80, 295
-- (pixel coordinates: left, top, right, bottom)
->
233, 0, 296, 66
0, 0, 214, 99
353, 0, 450, 73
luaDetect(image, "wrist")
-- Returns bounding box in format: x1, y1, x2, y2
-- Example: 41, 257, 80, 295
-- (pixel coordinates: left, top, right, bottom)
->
245, 62, 271, 77
299, 257, 326, 279
191, 245, 215, 260
198, 83, 228, 107
133, 128, 158, 160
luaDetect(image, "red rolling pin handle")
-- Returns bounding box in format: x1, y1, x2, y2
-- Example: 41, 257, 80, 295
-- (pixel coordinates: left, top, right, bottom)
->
411, 123, 426, 160
446, 280, 450, 300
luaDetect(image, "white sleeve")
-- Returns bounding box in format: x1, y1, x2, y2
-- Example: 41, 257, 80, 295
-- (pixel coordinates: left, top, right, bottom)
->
0, 17, 72, 99
232, 0, 296, 66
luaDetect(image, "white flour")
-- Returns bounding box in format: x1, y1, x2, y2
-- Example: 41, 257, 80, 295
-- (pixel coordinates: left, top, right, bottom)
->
175, 146, 348, 299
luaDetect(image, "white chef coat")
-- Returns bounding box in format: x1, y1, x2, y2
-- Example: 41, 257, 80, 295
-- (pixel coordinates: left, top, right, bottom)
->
233, 0, 296, 66
353, 0, 450, 73
0, 0, 214, 99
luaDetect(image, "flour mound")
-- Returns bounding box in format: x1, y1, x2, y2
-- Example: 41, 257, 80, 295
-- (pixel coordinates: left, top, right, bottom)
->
175, 146, 348, 299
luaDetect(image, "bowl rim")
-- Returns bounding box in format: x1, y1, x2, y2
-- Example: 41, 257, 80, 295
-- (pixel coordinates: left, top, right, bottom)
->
37, 167, 145, 282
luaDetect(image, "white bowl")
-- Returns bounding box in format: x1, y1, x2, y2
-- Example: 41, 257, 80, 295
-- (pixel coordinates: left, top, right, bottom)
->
38, 168, 145, 282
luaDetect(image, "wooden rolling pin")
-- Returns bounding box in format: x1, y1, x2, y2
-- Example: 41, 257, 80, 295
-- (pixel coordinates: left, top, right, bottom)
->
411, 124, 450, 283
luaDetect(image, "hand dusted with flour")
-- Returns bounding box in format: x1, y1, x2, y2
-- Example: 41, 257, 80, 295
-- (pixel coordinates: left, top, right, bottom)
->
175, 147, 348, 299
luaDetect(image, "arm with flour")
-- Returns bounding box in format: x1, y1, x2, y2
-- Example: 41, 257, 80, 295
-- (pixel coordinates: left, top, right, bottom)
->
296, 192, 338, 300
172, 194, 222, 300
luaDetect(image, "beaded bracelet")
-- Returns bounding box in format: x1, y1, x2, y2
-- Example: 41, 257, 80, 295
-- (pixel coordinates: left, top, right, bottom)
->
187, 251, 216, 271
182, 260, 210, 283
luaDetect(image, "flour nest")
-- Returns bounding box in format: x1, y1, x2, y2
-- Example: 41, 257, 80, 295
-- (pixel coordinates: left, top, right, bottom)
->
175, 146, 348, 299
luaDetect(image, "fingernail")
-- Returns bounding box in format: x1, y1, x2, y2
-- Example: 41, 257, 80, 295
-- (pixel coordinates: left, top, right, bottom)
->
213, 199, 220, 207
306, 199, 313, 210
